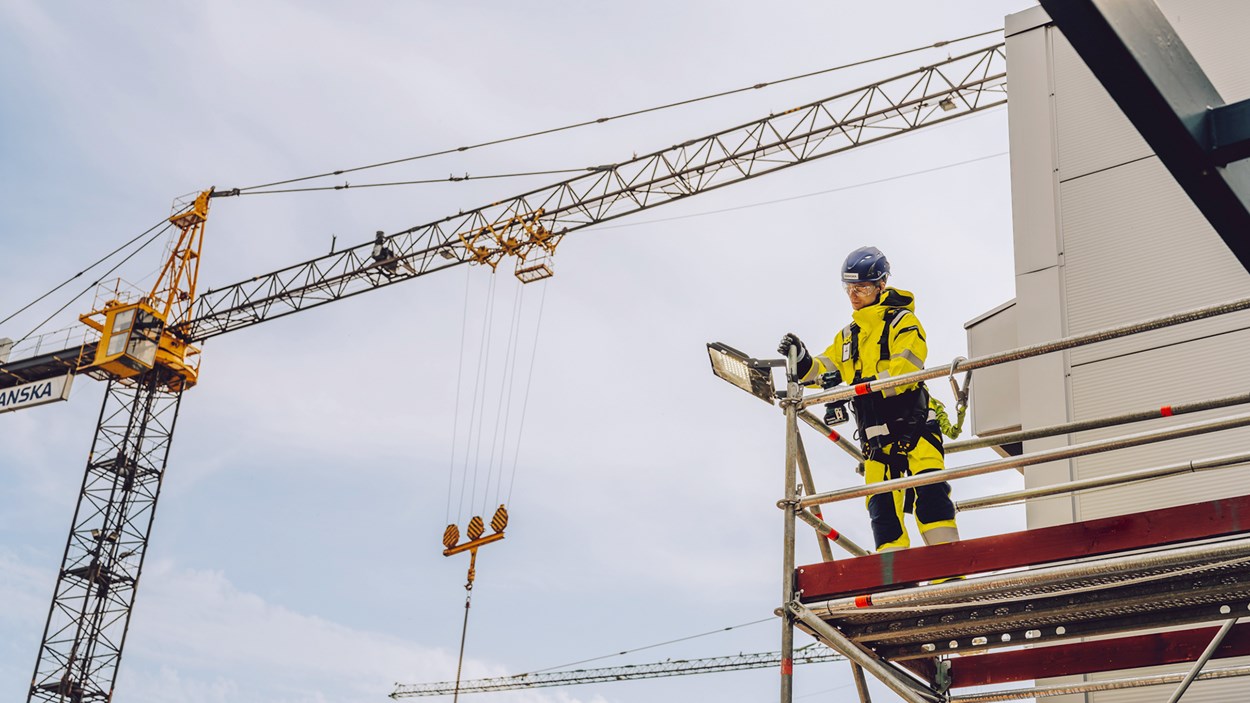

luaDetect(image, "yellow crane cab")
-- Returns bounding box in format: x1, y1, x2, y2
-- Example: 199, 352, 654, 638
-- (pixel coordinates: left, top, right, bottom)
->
81, 300, 164, 380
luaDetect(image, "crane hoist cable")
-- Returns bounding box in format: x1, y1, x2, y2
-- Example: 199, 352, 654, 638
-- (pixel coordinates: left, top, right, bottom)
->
228, 27, 1003, 194
445, 266, 474, 525
505, 280, 548, 506
447, 273, 546, 523
439, 274, 549, 700
482, 281, 526, 516
464, 272, 500, 523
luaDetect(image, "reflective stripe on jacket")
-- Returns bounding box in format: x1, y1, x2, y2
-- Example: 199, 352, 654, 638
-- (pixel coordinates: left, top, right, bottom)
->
800, 287, 927, 395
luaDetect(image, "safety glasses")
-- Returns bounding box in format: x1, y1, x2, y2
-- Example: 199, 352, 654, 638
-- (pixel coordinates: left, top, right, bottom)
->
843, 281, 881, 295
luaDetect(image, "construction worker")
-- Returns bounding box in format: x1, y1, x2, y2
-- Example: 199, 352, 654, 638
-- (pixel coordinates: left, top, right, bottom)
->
778, 246, 959, 552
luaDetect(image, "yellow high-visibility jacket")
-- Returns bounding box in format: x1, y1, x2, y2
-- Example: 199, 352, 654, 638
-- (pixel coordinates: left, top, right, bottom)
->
800, 287, 927, 397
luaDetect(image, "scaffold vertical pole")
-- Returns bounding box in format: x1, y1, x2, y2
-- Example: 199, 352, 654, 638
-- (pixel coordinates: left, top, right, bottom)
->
780, 348, 799, 703
794, 432, 834, 564
851, 661, 873, 703
796, 419, 873, 702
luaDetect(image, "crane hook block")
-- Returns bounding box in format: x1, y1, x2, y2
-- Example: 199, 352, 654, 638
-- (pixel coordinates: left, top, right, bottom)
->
442, 504, 509, 556
442, 524, 460, 549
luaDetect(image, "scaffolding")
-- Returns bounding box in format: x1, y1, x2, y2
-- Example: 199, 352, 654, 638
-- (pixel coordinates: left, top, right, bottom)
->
710, 295, 1250, 702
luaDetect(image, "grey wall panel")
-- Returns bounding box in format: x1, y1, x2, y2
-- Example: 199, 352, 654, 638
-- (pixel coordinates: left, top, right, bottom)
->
1088, 654, 1250, 703
1016, 266, 1076, 528
966, 300, 1021, 437
1007, 23, 1061, 275
1059, 156, 1250, 368
1051, 31, 1151, 183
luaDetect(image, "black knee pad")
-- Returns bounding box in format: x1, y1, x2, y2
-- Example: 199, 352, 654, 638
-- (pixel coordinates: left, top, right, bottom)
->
868, 492, 904, 548
913, 479, 955, 524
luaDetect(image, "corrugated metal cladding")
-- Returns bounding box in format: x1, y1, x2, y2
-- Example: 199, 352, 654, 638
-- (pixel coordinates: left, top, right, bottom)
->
1067, 333, 1250, 520
1051, 33, 1151, 182
1061, 156, 1250, 367
1085, 654, 1250, 703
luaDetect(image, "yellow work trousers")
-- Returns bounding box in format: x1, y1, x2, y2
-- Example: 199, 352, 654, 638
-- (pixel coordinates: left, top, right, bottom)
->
863, 434, 957, 551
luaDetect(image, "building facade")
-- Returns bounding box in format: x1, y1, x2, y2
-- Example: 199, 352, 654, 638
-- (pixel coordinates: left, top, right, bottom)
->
967, 2, 1250, 700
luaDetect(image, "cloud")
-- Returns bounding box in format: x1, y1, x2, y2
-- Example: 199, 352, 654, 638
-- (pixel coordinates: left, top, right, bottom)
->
111, 559, 617, 703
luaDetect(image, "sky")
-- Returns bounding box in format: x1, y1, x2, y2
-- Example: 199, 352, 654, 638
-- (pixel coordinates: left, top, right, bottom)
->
0, 2, 1037, 702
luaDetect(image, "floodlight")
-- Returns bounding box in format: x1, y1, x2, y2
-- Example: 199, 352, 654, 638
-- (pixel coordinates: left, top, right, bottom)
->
939, 97, 957, 112
707, 342, 780, 405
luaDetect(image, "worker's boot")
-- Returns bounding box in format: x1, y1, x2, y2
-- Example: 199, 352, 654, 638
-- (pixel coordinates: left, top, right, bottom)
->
921, 525, 959, 546
922, 525, 964, 584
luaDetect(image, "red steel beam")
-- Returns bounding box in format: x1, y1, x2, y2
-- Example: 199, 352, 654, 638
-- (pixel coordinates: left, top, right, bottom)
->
796, 495, 1250, 601
948, 622, 1250, 688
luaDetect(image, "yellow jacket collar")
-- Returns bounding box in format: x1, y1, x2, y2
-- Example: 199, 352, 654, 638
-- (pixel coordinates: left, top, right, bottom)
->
852, 287, 916, 326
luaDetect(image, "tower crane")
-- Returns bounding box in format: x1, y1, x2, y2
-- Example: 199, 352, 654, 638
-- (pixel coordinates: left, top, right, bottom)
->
390, 644, 844, 697
0, 44, 1005, 703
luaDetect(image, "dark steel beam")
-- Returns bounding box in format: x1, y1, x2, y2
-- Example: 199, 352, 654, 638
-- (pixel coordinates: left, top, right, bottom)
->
1211, 99, 1250, 166
0, 343, 96, 390
1037, 0, 1250, 272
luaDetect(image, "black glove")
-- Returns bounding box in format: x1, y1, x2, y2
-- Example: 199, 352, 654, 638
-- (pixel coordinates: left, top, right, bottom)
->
777, 332, 806, 357
777, 332, 812, 376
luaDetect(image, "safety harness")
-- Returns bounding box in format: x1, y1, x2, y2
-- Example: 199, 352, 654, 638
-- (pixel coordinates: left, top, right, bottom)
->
844, 308, 942, 458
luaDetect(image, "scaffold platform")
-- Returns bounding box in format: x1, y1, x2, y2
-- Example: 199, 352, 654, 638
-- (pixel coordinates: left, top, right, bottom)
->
792, 495, 1250, 700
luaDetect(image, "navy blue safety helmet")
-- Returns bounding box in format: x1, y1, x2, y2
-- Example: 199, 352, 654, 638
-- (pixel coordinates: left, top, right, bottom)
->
842, 246, 890, 284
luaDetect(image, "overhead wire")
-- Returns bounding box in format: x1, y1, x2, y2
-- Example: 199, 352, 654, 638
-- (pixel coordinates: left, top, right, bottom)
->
235, 167, 593, 196
229, 28, 1003, 194
523, 616, 775, 676
1, 216, 171, 329
14, 222, 175, 347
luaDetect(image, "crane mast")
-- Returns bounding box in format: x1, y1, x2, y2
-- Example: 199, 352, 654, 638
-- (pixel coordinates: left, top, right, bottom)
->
28, 193, 210, 703
8, 43, 1006, 702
